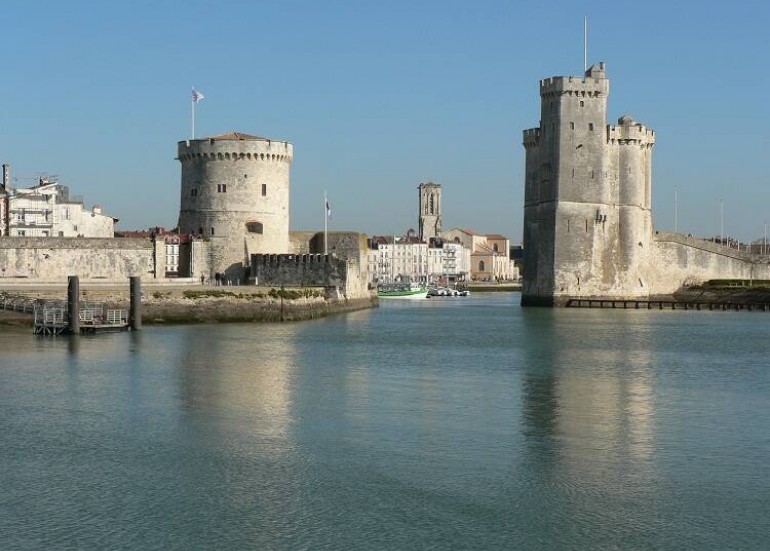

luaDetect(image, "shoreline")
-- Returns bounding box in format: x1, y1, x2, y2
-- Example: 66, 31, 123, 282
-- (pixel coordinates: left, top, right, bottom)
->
0, 284, 378, 326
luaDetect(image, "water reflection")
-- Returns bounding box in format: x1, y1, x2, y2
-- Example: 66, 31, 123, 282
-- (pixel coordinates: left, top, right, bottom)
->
520, 309, 658, 482
178, 324, 297, 447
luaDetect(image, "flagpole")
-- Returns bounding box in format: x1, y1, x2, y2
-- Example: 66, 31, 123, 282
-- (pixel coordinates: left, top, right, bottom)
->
674, 187, 678, 233
324, 190, 328, 255
583, 16, 588, 72
720, 199, 724, 245
191, 87, 196, 139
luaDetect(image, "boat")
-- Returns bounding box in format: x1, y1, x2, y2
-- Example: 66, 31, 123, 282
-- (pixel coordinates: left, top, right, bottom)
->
378, 282, 428, 299
426, 286, 470, 298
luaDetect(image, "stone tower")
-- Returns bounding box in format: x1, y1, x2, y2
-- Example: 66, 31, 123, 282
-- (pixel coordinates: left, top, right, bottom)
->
521, 63, 655, 306
418, 182, 442, 242
177, 132, 293, 281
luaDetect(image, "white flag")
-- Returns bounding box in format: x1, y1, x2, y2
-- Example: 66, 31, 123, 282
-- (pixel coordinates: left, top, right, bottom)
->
326, 199, 332, 219
192, 87, 204, 103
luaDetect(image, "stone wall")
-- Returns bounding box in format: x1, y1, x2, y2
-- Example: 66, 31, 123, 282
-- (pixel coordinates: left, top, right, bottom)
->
0, 237, 154, 282
651, 232, 770, 294
251, 253, 347, 289
251, 252, 373, 300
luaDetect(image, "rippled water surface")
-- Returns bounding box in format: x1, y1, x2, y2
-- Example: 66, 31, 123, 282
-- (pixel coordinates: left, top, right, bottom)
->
1, 293, 768, 550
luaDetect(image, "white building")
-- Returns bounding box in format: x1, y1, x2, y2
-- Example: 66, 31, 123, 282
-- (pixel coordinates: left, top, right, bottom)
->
367, 236, 470, 285
442, 228, 519, 282
2, 179, 115, 238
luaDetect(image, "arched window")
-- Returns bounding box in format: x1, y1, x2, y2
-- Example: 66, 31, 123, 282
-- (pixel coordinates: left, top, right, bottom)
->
429, 193, 435, 214
493, 243, 499, 252
479, 260, 485, 272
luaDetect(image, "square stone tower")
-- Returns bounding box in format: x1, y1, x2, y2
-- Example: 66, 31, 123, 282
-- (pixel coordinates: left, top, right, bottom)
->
521, 63, 655, 306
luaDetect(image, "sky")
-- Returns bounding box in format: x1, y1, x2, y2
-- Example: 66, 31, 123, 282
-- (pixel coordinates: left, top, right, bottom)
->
1, 0, 769, 243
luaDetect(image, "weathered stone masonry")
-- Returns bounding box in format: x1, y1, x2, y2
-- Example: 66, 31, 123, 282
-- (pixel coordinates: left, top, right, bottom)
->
177, 133, 293, 282
522, 63, 770, 306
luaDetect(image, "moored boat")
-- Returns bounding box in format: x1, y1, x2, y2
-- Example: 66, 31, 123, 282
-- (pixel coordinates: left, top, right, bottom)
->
426, 286, 470, 298
378, 283, 427, 299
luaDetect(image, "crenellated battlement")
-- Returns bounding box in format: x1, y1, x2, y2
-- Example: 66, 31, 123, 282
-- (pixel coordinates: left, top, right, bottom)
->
540, 75, 608, 99
251, 253, 348, 289
608, 116, 655, 146
255, 253, 334, 265
523, 128, 541, 148
178, 135, 293, 163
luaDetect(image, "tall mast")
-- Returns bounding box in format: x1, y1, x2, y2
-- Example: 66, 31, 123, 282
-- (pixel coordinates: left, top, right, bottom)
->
584, 16, 588, 72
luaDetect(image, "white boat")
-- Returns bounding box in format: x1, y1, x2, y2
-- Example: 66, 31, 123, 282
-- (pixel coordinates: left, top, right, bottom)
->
378, 282, 427, 299
426, 286, 470, 298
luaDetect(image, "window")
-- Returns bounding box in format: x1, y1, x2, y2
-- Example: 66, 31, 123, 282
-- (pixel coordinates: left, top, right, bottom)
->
191, 188, 198, 197
246, 221, 263, 234
580, 100, 584, 107
478, 260, 485, 272
493, 243, 499, 252
589, 123, 594, 131
262, 184, 266, 196
58, 231, 64, 237
570, 122, 574, 130
210, 227, 215, 236
217, 184, 227, 193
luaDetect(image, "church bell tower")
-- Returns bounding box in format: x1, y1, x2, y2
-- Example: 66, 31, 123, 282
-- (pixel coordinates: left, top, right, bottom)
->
418, 182, 442, 242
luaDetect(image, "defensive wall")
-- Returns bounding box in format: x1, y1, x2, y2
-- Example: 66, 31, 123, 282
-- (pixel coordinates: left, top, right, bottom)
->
289, 231, 372, 296
250, 253, 373, 300
251, 254, 347, 290
651, 232, 770, 294
0, 237, 158, 283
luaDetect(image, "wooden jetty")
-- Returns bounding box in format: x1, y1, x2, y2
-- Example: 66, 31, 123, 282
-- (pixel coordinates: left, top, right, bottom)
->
566, 298, 770, 312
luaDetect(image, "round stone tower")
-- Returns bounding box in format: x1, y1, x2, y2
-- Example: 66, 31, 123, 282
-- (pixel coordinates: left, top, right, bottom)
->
177, 132, 293, 281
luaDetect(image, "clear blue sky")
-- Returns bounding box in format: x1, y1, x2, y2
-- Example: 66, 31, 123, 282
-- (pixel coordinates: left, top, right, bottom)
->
1, 0, 768, 243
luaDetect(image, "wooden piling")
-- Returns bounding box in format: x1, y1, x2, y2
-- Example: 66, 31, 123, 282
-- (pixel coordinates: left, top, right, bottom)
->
129, 276, 142, 331
67, 276, 79, 334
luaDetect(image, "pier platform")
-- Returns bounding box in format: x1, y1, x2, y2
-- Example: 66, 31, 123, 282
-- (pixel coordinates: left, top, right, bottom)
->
566, 298, 770, 311
0, 292, 129, 335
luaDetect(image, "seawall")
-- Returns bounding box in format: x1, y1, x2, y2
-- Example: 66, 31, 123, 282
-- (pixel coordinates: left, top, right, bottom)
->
0, 284, 378, 326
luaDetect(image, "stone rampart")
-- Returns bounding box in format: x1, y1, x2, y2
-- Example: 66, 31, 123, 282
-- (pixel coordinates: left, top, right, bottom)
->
0, 237, 153, 282
652, 232, 770, 294
252, 253, 346, 288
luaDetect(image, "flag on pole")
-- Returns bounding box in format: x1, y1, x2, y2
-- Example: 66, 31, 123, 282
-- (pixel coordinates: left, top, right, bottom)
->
192, 87, 204, 103
326, 199, 332, 219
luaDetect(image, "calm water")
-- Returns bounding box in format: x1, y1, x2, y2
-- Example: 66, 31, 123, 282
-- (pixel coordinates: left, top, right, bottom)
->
1, 293, 768, 550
